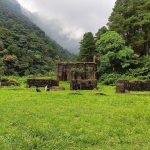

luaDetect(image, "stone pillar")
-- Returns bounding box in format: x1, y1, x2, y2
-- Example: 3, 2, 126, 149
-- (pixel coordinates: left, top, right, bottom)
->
116, 83, 126, 93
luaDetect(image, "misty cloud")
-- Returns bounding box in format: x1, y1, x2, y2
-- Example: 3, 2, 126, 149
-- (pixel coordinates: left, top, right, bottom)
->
17, 0, 116, 53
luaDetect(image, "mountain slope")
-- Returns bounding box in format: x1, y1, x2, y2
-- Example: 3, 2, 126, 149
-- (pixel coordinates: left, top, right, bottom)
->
0, 0, 72, 76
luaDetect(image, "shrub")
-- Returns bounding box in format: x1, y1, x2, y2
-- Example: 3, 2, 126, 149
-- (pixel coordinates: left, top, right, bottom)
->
100, 73, 121, 85
100, 73, 138, 85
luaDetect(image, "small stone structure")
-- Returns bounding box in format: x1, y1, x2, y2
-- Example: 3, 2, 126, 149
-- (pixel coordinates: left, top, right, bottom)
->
0, 79, 19, 86
116, 82, 126, 93
116, 80, 150, 93
27, 79, 59, 88
70, 80, 97, 90
57, 62, 97, 90
57, 62, 97, 81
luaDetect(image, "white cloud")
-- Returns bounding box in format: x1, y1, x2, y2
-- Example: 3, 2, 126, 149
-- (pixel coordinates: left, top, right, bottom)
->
17, 0, 116, 52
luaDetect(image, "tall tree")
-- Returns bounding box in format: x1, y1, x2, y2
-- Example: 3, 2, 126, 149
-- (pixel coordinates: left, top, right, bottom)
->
95, 26, 108, 41
79, 32, 96, 62
108, 0, 150, 56
96, 31, 133, 73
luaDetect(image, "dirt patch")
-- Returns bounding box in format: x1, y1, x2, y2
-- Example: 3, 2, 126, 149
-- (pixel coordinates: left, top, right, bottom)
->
69, 91, 83, 95
50, 86, 65, 91
95, 93, 108, 96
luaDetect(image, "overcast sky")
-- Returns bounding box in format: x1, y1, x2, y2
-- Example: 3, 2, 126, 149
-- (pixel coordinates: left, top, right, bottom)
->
17, 0, 116, 53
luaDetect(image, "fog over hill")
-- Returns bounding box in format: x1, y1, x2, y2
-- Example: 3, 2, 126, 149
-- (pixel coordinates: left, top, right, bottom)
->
17, 0, 116, 53
0, 0, 74, 76
22, 11, 80, 53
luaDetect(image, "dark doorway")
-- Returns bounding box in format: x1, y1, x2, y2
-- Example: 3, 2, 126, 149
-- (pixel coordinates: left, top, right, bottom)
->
62, 72, 67, 81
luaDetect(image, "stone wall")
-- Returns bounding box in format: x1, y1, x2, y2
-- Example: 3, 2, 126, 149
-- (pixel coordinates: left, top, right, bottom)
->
70, 79, 97, 90
27, 79, 59, 88
57, 62, 97, 81
116, 80, 150, 93
0, 79, 19, 86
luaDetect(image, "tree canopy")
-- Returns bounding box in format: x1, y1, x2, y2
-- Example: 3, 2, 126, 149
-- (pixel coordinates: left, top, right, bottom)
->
108, 0, 150, 56
79, 32, 96, 62
78, 0, 150, 84
95, 26, 108, 42
96, 31, 133, 73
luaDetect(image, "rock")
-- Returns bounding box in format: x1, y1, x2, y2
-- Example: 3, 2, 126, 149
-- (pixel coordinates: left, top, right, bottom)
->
116, 83, 126, 93
0, 79, 19, 86
116, 80, 150, 92
70, 79, 97, 90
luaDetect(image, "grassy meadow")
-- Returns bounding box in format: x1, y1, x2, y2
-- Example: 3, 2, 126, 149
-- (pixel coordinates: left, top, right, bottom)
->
0, 81, 150, 149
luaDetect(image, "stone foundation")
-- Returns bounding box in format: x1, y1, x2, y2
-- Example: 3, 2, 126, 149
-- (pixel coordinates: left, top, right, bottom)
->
70, 80, 97, 90
116, 80, 150, 93
57, 62, 97, 81
0, 79, 19, 86
27, 79, 59, 88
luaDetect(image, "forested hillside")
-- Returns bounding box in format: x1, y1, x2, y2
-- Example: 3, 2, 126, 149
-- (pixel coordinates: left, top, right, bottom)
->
0, 0, 73, 76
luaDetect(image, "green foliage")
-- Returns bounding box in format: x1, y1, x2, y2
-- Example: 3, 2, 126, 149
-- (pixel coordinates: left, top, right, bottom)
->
96, 31, 125, 54
96, 31, 134, 73
128, 56, 150, 80
71, 68, 84, 74
117, 47, 134, 68
100, 73, 122, 85
79, 32, 96, 62
95, 26, 108, 41
77, 1, 150, 84
100, 56, 150, 85
0, 0, 73, 76
100, 73, 137, 85
108, 0, 150, 56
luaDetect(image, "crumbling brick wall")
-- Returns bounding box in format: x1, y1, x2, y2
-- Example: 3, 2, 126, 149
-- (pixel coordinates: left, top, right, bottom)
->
116, 80, 150, 93
57, 62, 97, 81
70, 79, 97, 90
27, 79, 59, 88
0, 79, 19, 86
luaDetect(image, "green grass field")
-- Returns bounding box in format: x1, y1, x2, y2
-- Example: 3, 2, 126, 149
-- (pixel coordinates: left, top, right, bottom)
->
0, 82, 150, 150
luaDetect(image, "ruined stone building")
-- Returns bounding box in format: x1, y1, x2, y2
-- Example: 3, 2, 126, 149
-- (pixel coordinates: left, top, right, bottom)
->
57, 62, 97, 81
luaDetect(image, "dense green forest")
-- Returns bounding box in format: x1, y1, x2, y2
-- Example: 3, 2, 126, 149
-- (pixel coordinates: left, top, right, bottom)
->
80, 0, 150, 84
0, 0, 73, 76
0, 0, 149, 82
108, 0, 150, 56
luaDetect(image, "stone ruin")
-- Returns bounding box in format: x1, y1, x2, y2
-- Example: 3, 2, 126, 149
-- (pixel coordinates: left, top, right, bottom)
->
116, 80, 150, 93
70, 79, 97, 90
57, 62, 97, 90
0, 78, 19, 86
57, 62, 97, 81
27, 79, 59, 88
